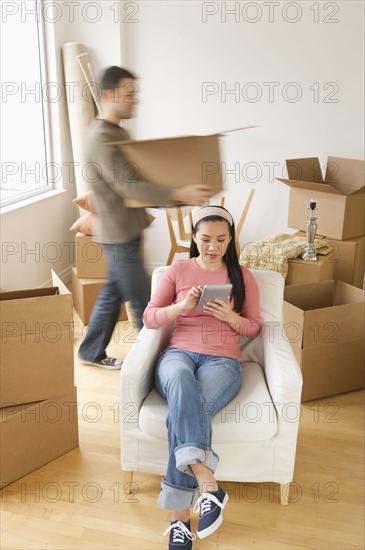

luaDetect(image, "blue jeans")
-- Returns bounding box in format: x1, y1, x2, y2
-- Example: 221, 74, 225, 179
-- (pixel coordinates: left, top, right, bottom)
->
78, 237, 150, 362
155, 347, 242, 511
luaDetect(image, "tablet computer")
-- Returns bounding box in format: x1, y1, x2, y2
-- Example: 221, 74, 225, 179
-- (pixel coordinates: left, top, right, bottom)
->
196, 284, 233, 312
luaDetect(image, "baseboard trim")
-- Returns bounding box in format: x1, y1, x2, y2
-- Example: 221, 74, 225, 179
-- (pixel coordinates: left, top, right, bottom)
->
40, 265, 74, 288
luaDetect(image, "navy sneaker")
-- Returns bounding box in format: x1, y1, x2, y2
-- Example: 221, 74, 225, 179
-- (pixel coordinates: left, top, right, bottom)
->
193, 486, 228, 539
163, 520, 196, 549
79, 356, 122, 370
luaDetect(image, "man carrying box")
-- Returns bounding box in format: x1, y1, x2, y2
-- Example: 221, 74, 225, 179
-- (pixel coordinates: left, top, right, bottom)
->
78, 66, 212, 369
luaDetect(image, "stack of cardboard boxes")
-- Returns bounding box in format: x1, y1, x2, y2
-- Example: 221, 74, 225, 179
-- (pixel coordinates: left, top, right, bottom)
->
71, 234, 128, 325
277, 156, 365, 401
0, 272, 78, 489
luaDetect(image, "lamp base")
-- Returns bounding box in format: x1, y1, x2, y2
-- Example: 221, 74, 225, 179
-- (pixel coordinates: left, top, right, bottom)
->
301, 244, 318, 261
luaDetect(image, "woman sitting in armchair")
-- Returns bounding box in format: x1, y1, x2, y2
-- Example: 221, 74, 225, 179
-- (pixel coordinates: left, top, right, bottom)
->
143, 206, 262, 549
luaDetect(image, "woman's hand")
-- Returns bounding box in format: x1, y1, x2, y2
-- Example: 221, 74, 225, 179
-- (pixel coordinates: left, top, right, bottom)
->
181, 285, 203, 311
203, 299, 236, 322
165, 285, 203, 320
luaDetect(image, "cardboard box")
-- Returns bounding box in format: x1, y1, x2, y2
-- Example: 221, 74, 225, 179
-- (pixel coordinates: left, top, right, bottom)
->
286, 250, 335, 285
0, 272, 75, 408
329, 235, 365, 289
0, 387, 79, 489
294, 231, 365, 289
119, 127, 255, 208
74, 222, 152, 279
71, 267, 127, 325
277, 156, 365, 239
283, 280, 365, 401
75, 233, 108, 279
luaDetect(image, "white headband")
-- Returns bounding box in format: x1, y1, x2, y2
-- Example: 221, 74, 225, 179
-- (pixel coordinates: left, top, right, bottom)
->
192, 206, 233, 228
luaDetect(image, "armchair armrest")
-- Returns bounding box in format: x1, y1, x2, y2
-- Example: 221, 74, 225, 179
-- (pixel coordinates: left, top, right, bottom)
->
120, 324, 172, 472
260, 323, 303, 483
260, 323, 303, 408
120, 324, 172, 409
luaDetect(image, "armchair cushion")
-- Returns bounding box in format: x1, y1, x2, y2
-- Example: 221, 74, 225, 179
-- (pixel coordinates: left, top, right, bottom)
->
139, 361, 277, 443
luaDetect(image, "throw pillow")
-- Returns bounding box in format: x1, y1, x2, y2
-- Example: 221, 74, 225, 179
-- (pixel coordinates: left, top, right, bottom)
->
73, 191, 95, 212
70, 213, 96, 236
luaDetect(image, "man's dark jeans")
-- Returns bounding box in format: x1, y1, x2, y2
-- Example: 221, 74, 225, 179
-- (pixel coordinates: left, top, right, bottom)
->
78, 237, 150, 362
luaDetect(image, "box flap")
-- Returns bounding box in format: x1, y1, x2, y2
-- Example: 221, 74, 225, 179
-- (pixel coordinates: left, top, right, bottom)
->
287, 158, 324, 183
112, 126, 257, 146
302, 302, 364, 346
282, 301, 305, 349
277, 156, 365, 197
284, 280, 334, 311
51, 270, 71, 296
334, 281, 365, 305
0, 288, 58, 302
325, 157, 365, 196
276, 178, 341, 195
316, 244, 335, 256
215, 125, 258, 136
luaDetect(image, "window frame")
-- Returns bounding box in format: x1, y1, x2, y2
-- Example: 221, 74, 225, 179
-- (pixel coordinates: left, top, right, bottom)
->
0, 0, 55, 210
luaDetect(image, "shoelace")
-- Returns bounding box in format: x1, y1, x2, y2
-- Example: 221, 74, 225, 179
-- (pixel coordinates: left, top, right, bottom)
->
163, 521, 196, 543
102, 357, 117, 366
193, 492, 224, 516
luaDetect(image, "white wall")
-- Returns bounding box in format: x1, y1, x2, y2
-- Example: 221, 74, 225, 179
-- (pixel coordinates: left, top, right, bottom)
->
1, 1, 125, 290
1, 1, 364, 288
124, 0, 364, 270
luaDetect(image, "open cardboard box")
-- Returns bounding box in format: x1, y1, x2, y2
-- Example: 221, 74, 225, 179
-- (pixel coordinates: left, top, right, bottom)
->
283, 280, 365, 402
0, 387, 79, 489
117, 127, 256, 208
277, 156, 365, 240
0, 271, 75, 408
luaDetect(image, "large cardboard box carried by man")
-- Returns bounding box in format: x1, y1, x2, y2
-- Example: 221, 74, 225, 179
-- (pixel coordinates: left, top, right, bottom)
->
118, 127, 255, 208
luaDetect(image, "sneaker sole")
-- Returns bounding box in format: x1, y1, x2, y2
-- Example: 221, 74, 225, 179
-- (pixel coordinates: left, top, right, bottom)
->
197, 493, 229, 539
80, 360, 122, 370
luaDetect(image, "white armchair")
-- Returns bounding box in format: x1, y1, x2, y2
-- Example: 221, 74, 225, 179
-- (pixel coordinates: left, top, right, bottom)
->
120, 267, 303, 504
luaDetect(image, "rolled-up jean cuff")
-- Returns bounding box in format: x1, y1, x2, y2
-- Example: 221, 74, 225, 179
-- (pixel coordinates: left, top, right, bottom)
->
175, 444, 219, 477
158, 479, 200, 511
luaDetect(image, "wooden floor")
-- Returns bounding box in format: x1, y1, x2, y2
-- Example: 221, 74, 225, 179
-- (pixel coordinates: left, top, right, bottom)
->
1, 314, 364, 550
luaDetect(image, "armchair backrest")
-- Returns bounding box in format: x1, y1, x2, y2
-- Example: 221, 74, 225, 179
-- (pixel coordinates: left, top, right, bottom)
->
151, 266, 171, 293
248, 268, 284, 324
240, 269, 284, 364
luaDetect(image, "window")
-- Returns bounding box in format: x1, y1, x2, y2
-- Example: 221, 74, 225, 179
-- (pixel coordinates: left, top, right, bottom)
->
1, 1, 53, 209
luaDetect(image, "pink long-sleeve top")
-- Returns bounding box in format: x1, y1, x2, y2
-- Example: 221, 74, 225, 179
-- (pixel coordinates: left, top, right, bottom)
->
143, 258, 262, 360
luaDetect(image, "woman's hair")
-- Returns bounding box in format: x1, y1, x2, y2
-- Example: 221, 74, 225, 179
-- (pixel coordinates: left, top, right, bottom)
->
190, 206, 245, 312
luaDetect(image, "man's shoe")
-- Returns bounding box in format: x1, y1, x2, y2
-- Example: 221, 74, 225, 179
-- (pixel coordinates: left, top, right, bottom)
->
163, 520, 196, 549
79, 356, 123, 370
193, 486, 228, 539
